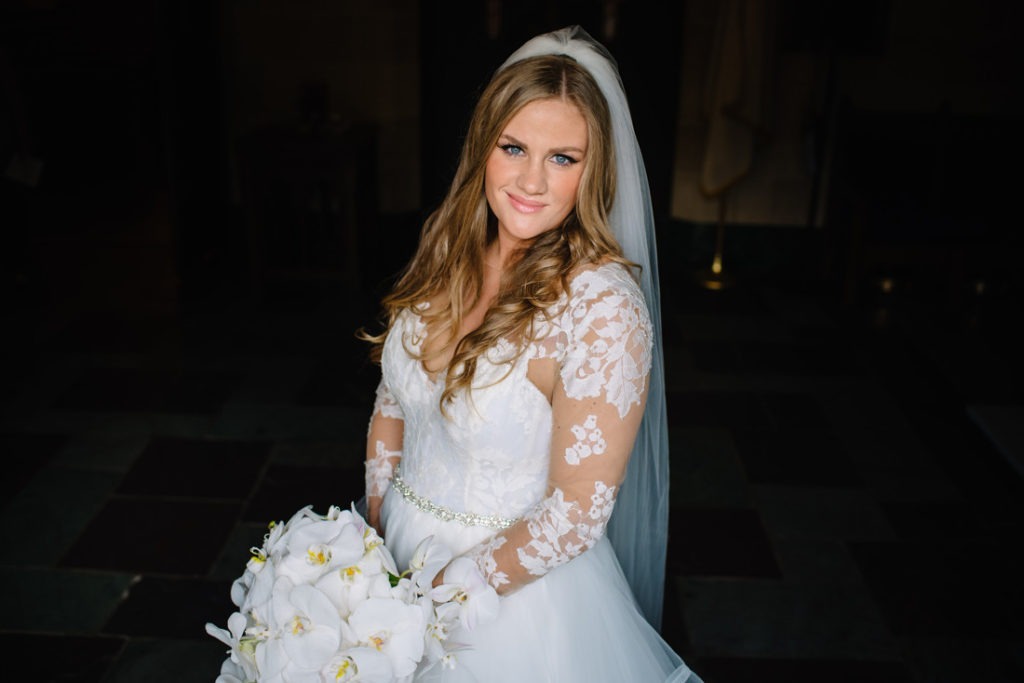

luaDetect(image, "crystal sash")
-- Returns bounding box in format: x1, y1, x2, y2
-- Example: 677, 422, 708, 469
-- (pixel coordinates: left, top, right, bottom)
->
391, 466, 518, 529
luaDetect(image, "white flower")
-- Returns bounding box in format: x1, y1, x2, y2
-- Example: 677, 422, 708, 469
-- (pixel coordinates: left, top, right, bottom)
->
230, 573, 250, 609
430, 557, 500, 631
407, 535, 452, 592
205, 612, 259, 682
361, 522, 399, 579
214, 656, 246, 683
420, 614, 450, 664
322, 647, 393, 683
276, 514, 365, 585
314, 558, 393, 620
419, 598, 471, 669
254, 634, 288, 682
269, 578, 344, 673
262, 519, 289, 556
345, 597, 426, 678
210, 504, 489, 682
266, 505, 317, 555
234, 555, 277, 621
381, 574, 414, 604
231, 545, 274, 609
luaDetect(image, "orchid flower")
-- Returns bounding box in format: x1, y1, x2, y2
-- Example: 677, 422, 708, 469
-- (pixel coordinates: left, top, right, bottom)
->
429, 557, 500, 631
269, 578, 344, 673
407, 535, 452, 592
322, 646, 393, 683
276, 515, 365, 585
214, 657, 247, 683
209, 505, 489, 682
205, 612, 259, 681
344, 597, 426, 678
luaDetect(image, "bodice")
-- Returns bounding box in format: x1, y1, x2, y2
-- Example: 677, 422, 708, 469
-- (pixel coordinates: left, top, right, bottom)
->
379, 262, 647, 521
380, 300, 554, 520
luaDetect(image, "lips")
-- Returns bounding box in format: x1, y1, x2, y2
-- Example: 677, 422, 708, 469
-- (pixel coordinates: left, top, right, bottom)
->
506, 192, 546, 213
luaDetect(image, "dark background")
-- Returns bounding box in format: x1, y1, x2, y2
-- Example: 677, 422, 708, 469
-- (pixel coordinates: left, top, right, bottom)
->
1, 0, 1020, 325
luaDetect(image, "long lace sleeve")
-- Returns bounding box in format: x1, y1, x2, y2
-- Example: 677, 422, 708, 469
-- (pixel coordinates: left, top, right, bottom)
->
461, 277, 653, 593
365, 377, 404, 529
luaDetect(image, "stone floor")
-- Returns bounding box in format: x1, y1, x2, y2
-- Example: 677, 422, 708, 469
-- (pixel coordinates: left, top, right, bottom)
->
1, 244, 1022, 682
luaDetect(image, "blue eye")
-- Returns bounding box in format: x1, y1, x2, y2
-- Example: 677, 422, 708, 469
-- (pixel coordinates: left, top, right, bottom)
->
499, 144, 524, 156
552, 154, 578, 167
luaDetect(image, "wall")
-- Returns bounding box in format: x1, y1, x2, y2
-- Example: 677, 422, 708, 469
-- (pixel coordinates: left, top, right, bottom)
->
669, 0, 1019, 230
222, 0, 420, 214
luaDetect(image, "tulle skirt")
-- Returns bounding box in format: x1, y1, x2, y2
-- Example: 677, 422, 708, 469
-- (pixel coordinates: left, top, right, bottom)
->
381, 491, 702, 683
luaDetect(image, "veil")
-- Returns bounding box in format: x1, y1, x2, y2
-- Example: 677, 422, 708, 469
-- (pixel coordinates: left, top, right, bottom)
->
499, 25, 671, 630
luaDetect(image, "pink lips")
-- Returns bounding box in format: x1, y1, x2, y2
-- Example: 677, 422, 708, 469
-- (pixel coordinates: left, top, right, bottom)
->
507, 192, 546, 213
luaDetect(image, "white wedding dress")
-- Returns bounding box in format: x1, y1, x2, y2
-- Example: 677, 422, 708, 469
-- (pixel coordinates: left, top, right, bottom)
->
367, 262, 701, 683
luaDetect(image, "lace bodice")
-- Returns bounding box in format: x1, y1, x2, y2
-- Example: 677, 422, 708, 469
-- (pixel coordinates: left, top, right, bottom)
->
365, 262, 652, 593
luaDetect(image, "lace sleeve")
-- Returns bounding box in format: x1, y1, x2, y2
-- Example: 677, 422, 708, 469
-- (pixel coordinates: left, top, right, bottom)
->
461, 279, 653, 593
365, 378, 404, 509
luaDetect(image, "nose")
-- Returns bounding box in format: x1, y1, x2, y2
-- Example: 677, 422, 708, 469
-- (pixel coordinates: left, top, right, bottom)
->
516, 159, 547, 195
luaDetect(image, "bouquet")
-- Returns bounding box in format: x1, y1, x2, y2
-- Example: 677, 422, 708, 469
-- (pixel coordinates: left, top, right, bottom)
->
206, 504, 499, 683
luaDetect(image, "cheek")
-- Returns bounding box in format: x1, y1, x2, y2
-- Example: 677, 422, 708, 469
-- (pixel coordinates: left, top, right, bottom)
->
483, 157, 499, 205
557, 171, 584, 210
484, 153, 507, 192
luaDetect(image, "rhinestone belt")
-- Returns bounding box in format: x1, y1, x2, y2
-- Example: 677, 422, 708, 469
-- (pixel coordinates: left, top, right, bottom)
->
391, 467, 518, 529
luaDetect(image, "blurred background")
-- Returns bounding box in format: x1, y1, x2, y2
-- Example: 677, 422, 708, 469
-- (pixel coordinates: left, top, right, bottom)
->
2, 0, 1021, 324
1, 1, 1021, 681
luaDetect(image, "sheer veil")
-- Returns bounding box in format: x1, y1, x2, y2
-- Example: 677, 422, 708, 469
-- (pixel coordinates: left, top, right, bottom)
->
499, 25, 670, 630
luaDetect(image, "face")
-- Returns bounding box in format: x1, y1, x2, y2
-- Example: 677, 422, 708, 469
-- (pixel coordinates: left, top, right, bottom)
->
484, 98, 588, 247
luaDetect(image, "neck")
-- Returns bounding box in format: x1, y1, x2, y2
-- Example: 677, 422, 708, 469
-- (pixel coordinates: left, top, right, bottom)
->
487, 236, 520, 271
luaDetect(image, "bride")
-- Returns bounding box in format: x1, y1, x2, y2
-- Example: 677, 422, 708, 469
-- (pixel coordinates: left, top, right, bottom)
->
362, 26, 701, 683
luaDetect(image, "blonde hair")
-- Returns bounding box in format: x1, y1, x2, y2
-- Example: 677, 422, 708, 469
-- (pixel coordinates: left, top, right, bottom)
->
362, 54, 633, 408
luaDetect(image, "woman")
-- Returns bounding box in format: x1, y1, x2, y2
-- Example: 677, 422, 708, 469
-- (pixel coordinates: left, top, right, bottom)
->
362, 26, 700, 682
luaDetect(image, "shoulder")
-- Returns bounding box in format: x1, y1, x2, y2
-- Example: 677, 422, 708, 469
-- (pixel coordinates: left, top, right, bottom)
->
567, 261, 643, 300
551, 261, 652, 359
555, 261, 655, 414
564, 261, 649, 326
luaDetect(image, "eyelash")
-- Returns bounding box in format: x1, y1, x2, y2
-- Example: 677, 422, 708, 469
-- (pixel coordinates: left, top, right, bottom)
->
499, 143, 524, 157
498, 144, 578, 167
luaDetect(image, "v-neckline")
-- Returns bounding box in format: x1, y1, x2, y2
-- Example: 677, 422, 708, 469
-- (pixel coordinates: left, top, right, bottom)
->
413, 295, 495, 384
404, 305, 556, 410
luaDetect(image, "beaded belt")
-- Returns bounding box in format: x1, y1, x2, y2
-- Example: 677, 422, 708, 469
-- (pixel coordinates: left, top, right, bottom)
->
391, 466, 518, 530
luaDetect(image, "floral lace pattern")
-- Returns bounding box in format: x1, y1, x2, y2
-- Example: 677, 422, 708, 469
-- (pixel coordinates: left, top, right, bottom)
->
557, 269, 652, 419
565, 414, 606, 465
365, 378, 405, 504
517, 482, 617, 575
465, 535, 511, 590
372, 379, 404, 421
366, 440, 401, 498
373, 262, 652, 594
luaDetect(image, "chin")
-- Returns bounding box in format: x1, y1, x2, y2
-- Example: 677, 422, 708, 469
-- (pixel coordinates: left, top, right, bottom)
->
501, 216, 564, 243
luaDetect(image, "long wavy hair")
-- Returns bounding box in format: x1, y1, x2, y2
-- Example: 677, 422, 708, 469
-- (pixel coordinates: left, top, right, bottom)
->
362, 54, 633, 409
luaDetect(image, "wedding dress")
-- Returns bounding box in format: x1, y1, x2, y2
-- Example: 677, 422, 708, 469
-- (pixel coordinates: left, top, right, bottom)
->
368, 262, 701, 683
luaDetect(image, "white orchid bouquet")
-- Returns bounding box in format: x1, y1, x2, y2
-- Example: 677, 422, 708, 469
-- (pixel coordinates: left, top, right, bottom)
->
206, 504, 499, 683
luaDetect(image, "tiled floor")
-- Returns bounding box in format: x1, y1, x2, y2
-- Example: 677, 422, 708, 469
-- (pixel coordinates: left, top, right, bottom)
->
2, 244, 1022, 682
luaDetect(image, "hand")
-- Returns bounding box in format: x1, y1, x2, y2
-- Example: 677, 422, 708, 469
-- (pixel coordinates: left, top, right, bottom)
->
431, 564, 447, 589
369, 517, 384, 538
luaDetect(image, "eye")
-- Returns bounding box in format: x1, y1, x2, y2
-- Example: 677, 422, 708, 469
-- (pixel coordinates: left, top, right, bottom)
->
551, 153, 578, 167
499, 143, 524, 157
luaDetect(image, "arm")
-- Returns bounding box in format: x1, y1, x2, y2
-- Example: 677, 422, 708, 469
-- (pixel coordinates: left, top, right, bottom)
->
365, 377, 404, 534
459, 280, 652, 593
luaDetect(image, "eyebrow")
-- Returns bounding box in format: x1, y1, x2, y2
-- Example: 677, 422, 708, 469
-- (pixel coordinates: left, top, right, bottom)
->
499, 133, 586, 156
